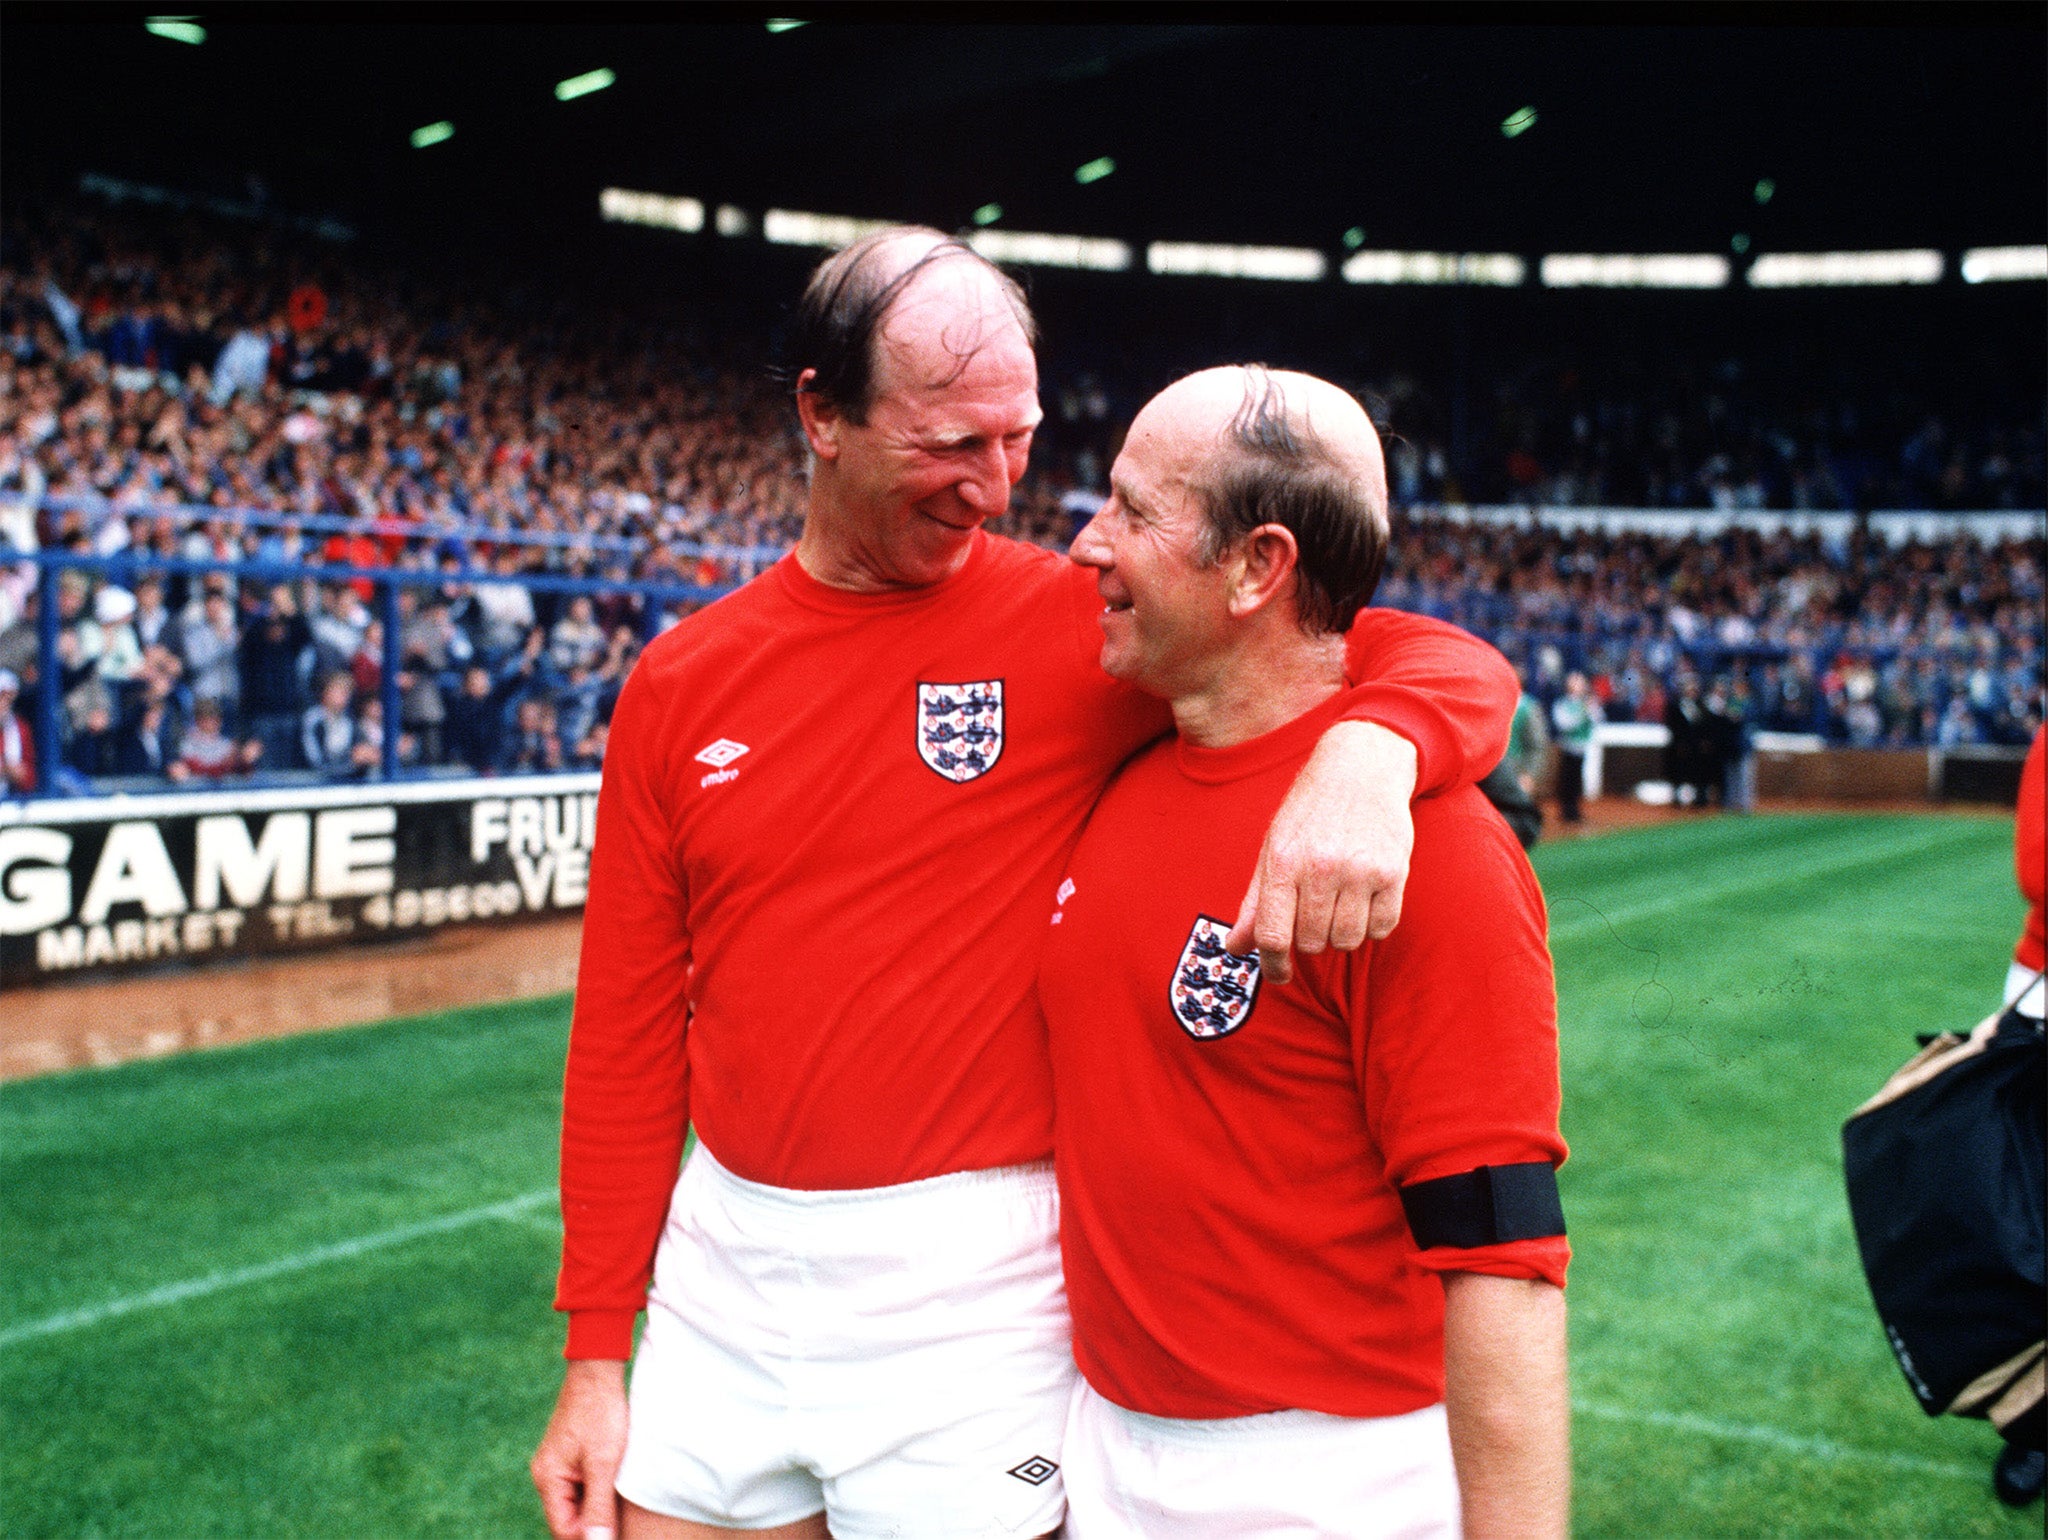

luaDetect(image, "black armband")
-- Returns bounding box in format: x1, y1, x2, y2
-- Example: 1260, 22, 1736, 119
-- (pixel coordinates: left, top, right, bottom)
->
1398, 1162, 1566, 1250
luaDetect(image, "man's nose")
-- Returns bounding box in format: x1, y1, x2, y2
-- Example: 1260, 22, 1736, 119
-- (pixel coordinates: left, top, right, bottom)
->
956, 442, 1012, 513
1068, 510, 1111, 567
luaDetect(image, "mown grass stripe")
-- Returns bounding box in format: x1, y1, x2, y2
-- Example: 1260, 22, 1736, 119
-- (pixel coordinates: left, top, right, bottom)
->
1546, 821, 1976, 941
1573, 1401, 1980, 1480
0, 1189, 556, 1349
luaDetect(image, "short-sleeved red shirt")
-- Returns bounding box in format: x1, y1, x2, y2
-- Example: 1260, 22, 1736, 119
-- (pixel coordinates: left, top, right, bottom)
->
1040, 690, 1569, 1420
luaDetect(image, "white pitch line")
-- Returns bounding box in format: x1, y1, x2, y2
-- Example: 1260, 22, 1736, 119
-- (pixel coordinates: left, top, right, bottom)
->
0, 1188, 556, 1350
1548, 823, 1970, 941
1573, 1400, 1980, 1480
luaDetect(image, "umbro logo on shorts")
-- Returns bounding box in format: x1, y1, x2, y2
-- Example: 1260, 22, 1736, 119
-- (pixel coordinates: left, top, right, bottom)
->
1007, 1455, 1059, 1486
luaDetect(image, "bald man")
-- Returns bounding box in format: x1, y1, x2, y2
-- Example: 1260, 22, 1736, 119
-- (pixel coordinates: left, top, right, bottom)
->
1044, 366, 1571, 1539
533, 235, 1522, 1540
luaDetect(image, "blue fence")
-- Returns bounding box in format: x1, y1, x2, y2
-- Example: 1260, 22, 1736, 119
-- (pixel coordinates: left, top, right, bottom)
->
11, 547, 737, 798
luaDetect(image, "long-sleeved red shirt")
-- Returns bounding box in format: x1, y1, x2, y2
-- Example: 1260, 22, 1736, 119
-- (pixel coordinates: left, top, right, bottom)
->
556, 532, 1517, 1358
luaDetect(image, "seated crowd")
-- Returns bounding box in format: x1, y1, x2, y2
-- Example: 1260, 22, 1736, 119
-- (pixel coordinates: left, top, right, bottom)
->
1381, 515, 2044, 750
0, 199, 2040, 793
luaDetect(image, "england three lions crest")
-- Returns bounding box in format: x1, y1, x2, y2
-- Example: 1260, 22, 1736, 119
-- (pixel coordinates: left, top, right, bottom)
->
917, 680, 1005, 783
1170, 916, 1261, 1040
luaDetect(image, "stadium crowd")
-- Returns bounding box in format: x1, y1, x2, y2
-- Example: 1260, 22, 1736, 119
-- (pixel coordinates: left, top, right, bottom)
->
0, 200, 2041, 794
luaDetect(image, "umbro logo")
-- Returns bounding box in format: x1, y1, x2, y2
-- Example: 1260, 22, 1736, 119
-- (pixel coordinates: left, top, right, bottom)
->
694, 738, 748, 768
695, 738, 748, 787
1007, 1455, 1059, 1487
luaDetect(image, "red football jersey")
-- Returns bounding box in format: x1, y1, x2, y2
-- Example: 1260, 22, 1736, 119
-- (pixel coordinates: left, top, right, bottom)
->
556, 532, 1520, 1358
1040, 691, 1569, 1420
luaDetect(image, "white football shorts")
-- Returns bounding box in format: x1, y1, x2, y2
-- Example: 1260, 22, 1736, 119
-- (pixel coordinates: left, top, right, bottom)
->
1061, 1378, 1460, 1540
615, 1143, 1073, 1539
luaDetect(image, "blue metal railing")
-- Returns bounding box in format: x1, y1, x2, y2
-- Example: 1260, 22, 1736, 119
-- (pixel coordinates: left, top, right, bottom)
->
14, 547, 738, 796
33, 492, 792, 568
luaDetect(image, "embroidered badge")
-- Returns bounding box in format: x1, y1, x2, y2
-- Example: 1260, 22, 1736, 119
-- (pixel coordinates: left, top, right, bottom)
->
1169, 915, 1261, 1040
916, 680, 1004, 783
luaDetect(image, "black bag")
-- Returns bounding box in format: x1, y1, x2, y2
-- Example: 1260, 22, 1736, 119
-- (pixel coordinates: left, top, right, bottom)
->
1843, 1001, 2045, 1436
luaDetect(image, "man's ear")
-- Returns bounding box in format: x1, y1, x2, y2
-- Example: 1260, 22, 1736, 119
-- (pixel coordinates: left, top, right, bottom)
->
1228, 524, 1301, 619
794, 369, 841, 460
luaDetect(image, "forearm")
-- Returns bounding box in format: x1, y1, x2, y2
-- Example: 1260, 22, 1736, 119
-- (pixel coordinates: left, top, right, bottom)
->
1442, 1272, 1569, 1540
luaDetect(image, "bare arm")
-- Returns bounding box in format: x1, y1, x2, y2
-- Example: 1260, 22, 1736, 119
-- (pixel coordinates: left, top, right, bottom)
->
1441, 1272, 1570, 1540
532, 1358, 628, 1540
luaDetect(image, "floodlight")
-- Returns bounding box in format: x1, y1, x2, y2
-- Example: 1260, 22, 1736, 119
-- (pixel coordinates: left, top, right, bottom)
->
715, 205, 752, 238
144, 17, 205, 44
410, 122, 456, 150
1147, 243, 1326, 282
1731, 234, 1750, 254
556, 69, 616, 102
967, 230, 1132, 271
1501, 106, 1537, 138
600, 189, 704, 233
1342, 227, 1366, 250
972, 204, 1003, 227
1074, 157, 1116, 185
1540, 253, 1729, 289
1754, 178, 1776, 205
1960, 246, 2048, 283
1342, 251, 1525, 287
763, 209, 893, 249
1746, 250, 1942, 288
765, 19, 808, 32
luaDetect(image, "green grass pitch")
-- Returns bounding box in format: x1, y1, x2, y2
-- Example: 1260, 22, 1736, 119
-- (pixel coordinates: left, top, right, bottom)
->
1, 812, 2036, 1538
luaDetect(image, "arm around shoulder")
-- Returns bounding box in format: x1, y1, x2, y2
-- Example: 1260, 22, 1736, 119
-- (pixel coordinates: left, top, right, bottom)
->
1340, 608, 1518, 795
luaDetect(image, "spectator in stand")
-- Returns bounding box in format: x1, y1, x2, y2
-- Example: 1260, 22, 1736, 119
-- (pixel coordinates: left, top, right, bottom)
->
501, 695, 563, 774
0, 669, 34, 795
309, 582, 368, 678
473, 548, 538, 662
445, 661, 517, 773
239, 584, 314, 768
569, 717, 608, 770
130, 573, 172, 652
114, 689, 176, 777
354, 695, 410, 771
302, 671, 366, 776
547, 594, 606, 675
1550, 671, 1598, 824
91, 585, 145, 694
398, 646, 446, 765
167, 696, 261, 782
65, 697, 119, 779
175, 583, 241, 717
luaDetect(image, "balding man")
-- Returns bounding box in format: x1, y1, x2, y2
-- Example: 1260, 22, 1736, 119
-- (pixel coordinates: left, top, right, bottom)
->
533, 234, 1521, 1540
1044, 367, 1570, 1539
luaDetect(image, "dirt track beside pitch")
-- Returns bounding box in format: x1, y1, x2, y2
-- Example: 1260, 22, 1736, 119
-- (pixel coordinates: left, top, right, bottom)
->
0, 916, 584, 1081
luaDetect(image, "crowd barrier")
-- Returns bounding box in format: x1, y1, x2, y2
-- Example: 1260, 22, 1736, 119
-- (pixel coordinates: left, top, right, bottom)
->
0, 771, 598, 987
1585, 722, 2029, 804
8, 548, 730, 797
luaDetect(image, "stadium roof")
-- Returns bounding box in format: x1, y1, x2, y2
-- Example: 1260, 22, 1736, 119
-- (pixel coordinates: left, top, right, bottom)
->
4, 8, 2044, 261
